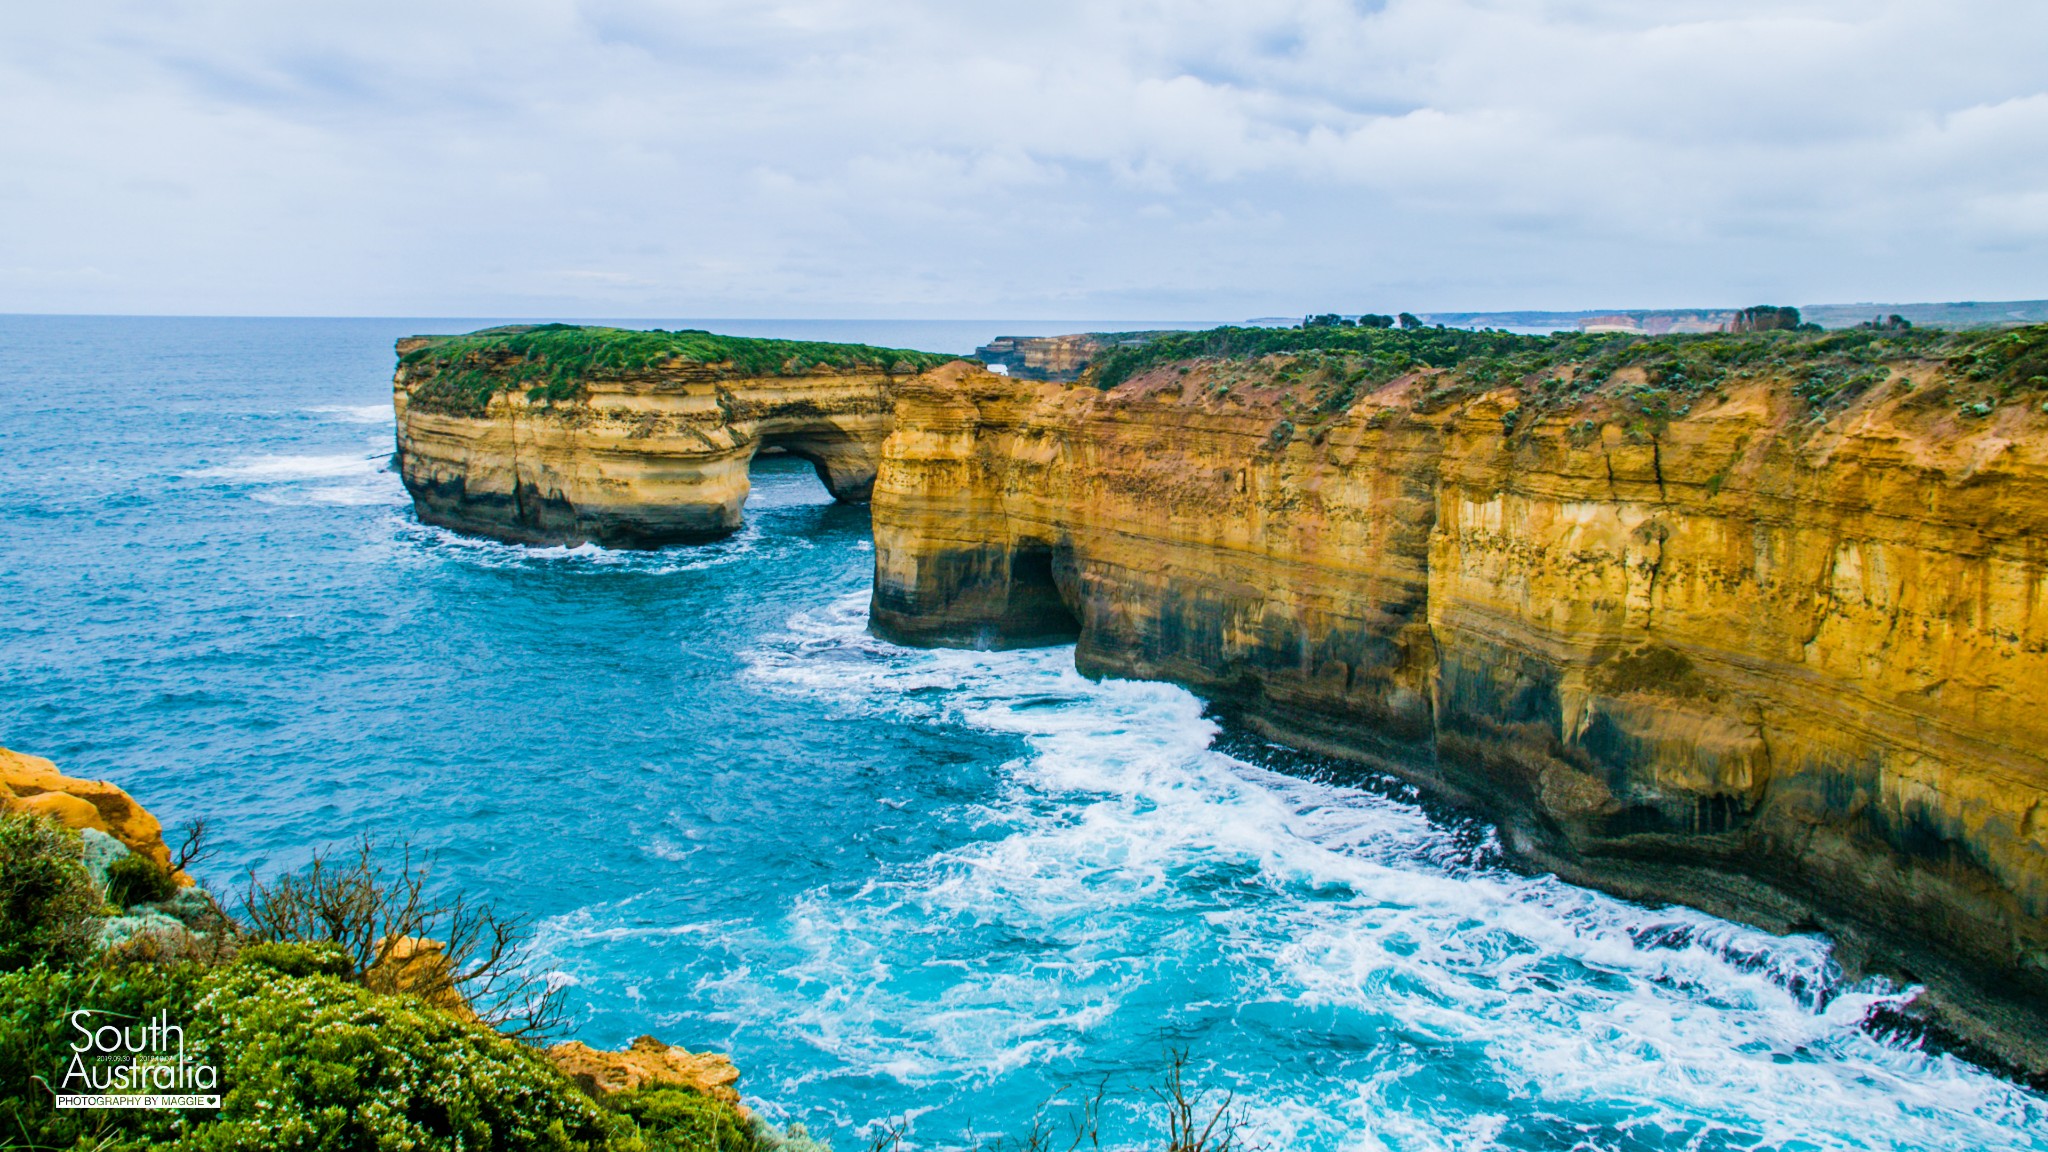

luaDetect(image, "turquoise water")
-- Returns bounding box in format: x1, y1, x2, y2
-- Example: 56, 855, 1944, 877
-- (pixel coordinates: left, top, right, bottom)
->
2, 315, 2044, 1151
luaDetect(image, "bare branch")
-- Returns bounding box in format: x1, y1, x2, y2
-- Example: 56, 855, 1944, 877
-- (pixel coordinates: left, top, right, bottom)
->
237, 834, 564, 1040
864, 1116, 909, 1152
1151, 1049, 1254, 1152
170, 817, 213, 874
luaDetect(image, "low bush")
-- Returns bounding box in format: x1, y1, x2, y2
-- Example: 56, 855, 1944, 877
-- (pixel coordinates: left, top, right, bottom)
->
0, 810, 104, 972
239, 835, 565, 1037
106, 851, 178, 907
607, 1086, 763, 1152
0, 943, 764, 1152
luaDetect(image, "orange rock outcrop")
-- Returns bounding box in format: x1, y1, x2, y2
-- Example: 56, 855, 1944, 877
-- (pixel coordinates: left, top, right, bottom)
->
547, 1035, 743, 1110
1, 745, 189, 884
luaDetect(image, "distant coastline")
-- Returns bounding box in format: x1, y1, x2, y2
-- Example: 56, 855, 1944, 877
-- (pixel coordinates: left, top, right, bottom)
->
1305, 298, 2048, 335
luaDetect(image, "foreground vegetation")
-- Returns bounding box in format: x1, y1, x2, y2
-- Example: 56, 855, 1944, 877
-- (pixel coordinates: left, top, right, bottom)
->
400, 325, 958, 416
0, 810, 764, 1152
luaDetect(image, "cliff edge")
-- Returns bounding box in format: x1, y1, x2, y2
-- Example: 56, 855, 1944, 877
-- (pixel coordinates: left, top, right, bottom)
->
870, 325, 2048, 1077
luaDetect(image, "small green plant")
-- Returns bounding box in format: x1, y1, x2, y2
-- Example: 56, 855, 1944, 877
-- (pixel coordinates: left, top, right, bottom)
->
608, 1085, 762, 1152
1597, 645, 1707, 698
104, 852, 177, 907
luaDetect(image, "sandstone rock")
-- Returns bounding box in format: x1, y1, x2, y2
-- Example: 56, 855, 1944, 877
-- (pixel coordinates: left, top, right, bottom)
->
547, 1035, 743, 1109
392, 329, 956, 548
367, 935, 481, 1023
0, 746, 189, 885
869, 352, 2048, 1076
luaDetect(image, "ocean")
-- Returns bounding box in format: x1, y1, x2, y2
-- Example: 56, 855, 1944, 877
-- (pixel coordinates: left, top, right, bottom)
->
1, 314, 2042, 1151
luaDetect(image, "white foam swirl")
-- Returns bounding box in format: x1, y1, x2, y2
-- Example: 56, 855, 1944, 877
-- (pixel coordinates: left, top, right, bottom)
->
738, 592, 2048, 1150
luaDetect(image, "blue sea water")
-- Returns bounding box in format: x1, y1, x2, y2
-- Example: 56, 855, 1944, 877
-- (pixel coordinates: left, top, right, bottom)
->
2, 314, 2044, 1151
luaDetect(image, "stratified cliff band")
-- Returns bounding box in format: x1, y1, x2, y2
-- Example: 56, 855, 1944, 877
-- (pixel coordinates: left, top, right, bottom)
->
393, 325, 954, 547
869, 326, 2048, 1077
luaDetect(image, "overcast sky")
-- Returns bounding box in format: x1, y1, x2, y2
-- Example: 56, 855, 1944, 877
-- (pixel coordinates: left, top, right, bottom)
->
4, 1, 2046, 318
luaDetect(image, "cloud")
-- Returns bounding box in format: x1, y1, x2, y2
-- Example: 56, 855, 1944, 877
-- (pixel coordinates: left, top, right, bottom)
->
0, 0, 2043, 316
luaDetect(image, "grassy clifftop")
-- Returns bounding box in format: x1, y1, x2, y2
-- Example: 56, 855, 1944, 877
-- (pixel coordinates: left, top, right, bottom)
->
399, 325, 958, 416
1085, 323, 2048, 431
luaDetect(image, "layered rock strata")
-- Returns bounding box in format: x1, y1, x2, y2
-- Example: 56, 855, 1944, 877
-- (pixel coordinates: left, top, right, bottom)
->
870, 356, 2048, 1075
394, 328, 952, 548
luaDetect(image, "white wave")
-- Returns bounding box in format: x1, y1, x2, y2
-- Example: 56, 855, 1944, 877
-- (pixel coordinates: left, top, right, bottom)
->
743, 474, 838, 510
304, 481, 407, 506
307, 403, 394, 425
736, 592, 2048, 1150
195, 452, 386, 481
251, 479, 407, 507
197, 447, 408, 507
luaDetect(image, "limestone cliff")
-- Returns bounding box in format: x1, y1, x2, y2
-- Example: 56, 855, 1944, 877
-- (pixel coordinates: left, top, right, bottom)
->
871, 327, 2048, 1076
394, 325, 955, 547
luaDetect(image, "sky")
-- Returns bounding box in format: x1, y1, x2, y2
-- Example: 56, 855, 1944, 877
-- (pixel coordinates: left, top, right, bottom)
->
3, 0, 2047, 319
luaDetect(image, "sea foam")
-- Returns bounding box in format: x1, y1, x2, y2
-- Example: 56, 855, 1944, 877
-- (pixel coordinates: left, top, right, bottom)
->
733, 592, 2048, 1151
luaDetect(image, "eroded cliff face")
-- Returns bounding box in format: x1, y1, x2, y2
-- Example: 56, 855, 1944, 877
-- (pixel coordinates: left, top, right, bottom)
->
872, 356, 2048, 1074
393, 329, 952, 548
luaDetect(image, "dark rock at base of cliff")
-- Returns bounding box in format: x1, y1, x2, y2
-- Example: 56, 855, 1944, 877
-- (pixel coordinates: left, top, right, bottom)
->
405, 474, 741, 549
870, 542, 1081, 649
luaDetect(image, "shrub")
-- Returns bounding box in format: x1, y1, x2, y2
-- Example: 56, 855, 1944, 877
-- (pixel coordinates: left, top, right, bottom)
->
1731, 305, 1805, 333
106, 852, 178, 907
0, 960, 207, 1150
0, 949, 766, 1152
186, 958, 612, 1151
232, 939, 353, 980
0, 811, 103, 973
607, 1086, 762, 1152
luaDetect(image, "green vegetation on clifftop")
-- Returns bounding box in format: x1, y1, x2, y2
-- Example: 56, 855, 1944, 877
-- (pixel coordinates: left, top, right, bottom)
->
400, 325, 958, 416
1085, 323, 2048, 433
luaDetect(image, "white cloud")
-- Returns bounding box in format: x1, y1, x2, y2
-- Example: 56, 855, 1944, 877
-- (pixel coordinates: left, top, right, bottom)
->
0, 0, 2043, 316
